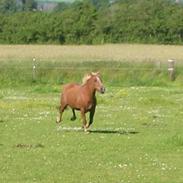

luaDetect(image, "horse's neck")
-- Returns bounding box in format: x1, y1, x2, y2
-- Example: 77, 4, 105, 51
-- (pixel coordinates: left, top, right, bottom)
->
82, 83, 96, 98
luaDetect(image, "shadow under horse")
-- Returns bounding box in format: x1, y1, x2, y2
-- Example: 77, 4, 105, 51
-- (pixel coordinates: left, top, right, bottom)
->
90, 128, 139, 135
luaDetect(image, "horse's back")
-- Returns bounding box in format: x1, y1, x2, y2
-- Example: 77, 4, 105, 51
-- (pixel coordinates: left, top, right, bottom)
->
62, 83, 81, 98
63, 83, 80, 92
61, 83, 82, 108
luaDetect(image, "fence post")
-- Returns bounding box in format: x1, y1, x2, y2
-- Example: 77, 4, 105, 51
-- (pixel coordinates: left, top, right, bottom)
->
168, 59, 175, 81
32, 58, 36, 82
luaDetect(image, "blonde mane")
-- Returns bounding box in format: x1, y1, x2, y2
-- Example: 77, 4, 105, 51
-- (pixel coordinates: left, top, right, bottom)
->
82, 72, 99, 85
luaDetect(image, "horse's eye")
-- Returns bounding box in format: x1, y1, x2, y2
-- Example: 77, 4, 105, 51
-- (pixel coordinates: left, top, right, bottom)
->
94, 78, 97, 82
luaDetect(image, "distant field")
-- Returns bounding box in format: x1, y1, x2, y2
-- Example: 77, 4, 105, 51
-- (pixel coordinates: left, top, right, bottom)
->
0, 44, 183, 62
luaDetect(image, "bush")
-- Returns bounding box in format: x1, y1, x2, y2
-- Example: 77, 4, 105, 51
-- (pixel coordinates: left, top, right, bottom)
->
0, 0, 183, 44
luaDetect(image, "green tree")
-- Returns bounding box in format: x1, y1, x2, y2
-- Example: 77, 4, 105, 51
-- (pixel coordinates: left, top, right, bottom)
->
22, 0, 37, 11
0, 0, 17, 13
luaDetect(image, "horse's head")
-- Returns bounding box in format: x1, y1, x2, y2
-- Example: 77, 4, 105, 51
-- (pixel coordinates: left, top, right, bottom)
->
83, 72, 105, 94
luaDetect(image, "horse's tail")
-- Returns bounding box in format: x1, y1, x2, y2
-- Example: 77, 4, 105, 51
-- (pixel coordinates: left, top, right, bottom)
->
56, 91, 63, 111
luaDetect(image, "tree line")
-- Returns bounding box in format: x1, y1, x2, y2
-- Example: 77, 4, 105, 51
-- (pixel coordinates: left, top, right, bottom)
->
0, 0, 183, 44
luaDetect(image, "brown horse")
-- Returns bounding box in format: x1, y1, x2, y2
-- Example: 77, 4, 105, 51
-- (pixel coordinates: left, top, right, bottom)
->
56, 72, 105, 131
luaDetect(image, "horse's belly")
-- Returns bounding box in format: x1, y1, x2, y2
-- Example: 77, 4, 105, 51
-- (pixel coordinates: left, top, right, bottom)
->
68, 101, 93, 112
65, 91, 93, 111
73, 107, 80, 110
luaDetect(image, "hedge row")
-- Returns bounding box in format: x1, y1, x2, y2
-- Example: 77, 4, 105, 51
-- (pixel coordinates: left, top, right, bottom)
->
0, 0, 183, 44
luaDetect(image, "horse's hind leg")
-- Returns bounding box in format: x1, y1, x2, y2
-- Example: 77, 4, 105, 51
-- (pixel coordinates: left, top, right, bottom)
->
70, 109, 76, 121
56, 104, 67, 124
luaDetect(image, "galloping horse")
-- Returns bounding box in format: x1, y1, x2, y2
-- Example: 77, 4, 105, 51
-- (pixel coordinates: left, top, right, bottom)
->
56, 72, 105, 131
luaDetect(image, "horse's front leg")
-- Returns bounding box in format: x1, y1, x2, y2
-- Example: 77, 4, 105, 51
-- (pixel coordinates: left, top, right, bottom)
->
87, 97, 97, 128
88, 104, 96, 128
80, 109, 87, 131
70, 109, 76, 121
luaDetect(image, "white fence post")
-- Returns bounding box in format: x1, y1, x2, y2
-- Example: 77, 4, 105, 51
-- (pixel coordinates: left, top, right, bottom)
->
168, 59, 175, 81
32, 58, 36, 81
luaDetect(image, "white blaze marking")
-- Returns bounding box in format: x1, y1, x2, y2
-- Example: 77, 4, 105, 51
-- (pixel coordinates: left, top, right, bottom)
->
96, 76, 102, 85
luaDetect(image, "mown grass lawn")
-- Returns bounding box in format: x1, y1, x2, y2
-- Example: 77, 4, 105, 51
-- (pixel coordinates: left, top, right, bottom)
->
0, 86, 183, 183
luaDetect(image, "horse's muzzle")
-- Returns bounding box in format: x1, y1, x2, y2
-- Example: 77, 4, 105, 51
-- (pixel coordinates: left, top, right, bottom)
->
100, 87, 105, 94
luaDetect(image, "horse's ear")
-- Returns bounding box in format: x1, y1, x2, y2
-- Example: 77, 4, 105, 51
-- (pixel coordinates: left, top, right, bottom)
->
91, 71, 100, 76
96, 71, 100, 76
91, 72, 96, 76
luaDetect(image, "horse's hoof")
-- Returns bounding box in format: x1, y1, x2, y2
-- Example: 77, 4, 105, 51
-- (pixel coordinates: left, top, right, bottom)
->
70, 117, 76, 121
84, 128, 90, 134
85, 124, 90, 128
83, 125, 90, 134
56, 117, 61, 124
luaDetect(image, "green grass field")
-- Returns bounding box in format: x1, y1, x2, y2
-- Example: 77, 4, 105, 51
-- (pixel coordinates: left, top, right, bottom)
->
1, 86, 183, 183
0, 44, 183, 183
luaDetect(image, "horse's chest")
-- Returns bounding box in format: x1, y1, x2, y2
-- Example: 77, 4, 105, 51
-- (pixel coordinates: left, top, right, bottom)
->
86, 100, 93, 111
76, 94, 95, 111
87, 103, 93, 110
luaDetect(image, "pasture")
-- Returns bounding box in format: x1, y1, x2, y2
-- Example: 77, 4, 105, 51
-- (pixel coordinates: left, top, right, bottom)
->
1, 44, 183, 62
0, 44, 183, 183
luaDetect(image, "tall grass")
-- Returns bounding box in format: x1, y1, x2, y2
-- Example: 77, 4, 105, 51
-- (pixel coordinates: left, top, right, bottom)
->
0, 59, 182, 88
1, 44, 183, 62
1, 44, 183, 88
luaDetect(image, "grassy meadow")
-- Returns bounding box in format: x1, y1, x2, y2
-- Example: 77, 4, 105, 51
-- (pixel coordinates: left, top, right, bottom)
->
0, 44, 183, 183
